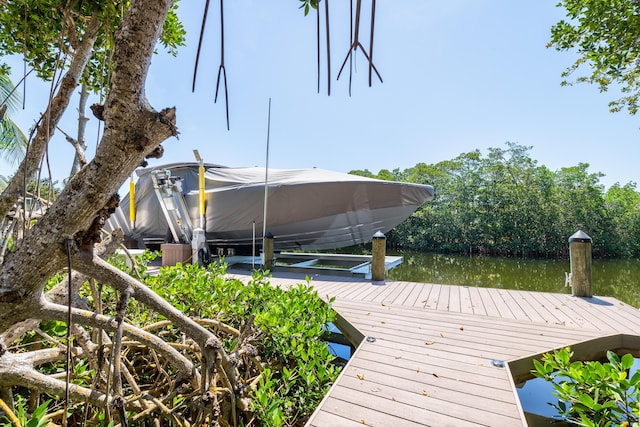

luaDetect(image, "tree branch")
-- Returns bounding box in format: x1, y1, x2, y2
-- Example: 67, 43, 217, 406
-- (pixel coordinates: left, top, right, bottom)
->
38, 300, 197, 386
1, 229, 123, 345
0, 349, 112, 408
0, 13, 102, 219
0, 0, 177, 330
73, 253, 237, 387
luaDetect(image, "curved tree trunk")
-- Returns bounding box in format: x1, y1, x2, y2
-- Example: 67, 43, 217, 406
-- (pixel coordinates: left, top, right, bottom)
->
0, 0, 210, 406
0, 0, 175, 327
0, 3, 249, 425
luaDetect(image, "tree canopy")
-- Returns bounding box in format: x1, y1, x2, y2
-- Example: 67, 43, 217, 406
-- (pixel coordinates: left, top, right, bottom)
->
550, 0, 640, 114
0, 0, 185, 92
363, 142, 640, 259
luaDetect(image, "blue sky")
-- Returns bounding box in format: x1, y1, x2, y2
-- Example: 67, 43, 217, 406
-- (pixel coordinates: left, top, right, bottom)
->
1, 1, 639, 190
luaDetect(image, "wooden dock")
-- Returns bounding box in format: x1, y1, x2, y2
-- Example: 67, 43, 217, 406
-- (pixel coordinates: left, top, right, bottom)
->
228, 270, 640, 426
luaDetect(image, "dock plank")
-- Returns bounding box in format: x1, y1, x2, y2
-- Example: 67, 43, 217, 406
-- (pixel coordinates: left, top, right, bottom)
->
412, 282, 436, 309
530, 291, 593, 327
381, 280, 410, 306
306, 410, 368, 427
518, 290, 574, 326
448, 284, 462, 312
367, 280, 401, 304
459, 286, 475, 314
333, 302, 601, 360
489, 288, 520, 319
422, 283, 442, 310
348, 352, 517, 406
504, 290, 548, 323
338, 370, 522, 426
474, 286, 503, 317
467, 286, 487, 316
436, 284, 451, 311
327, 385, 502, 427
394, 281, 419, 306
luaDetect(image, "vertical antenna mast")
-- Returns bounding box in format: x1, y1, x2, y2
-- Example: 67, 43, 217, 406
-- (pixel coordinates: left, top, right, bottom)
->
262, 98, 271, 239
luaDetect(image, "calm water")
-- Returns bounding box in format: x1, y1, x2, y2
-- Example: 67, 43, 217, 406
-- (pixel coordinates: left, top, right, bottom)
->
385, 252, 640, 308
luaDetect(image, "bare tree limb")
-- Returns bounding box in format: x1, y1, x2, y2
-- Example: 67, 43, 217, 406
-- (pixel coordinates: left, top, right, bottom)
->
0, 349, 112, 408
74, 253, 237, 387
38, 300, 197, 385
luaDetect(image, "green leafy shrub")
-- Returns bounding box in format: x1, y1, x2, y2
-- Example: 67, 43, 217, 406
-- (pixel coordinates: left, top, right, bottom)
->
1, 398, 51, 427
143, 263, 341, 426
5, 260, 342, 426
108, 249, 159, 277
532, 346, 640, 426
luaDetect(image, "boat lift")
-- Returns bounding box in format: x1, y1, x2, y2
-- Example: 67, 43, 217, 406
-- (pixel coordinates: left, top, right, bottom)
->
150, 169, 194, 245
149, 163, 211, 265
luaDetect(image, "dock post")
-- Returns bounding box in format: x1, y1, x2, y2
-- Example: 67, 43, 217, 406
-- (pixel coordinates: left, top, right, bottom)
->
262, 232, 274, 271
569, 230, 592, 297
371, 231, 386, 283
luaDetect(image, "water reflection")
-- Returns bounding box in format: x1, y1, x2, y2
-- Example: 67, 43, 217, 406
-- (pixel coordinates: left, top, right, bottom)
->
386, 252, 640, 307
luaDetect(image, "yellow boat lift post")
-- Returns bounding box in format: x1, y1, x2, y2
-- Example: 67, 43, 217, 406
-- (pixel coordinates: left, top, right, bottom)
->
192, 149, 208, 265
193, 149, 205, 229
129, 175, 136, 230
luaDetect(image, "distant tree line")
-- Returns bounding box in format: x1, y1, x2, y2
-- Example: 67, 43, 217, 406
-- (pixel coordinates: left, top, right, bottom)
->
350, 142, 640, 259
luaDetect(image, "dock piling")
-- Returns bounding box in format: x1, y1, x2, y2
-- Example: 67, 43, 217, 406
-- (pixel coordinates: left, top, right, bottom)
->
262, 232, 274, 271
569, 230, 593, 297
371, 231, 386, 283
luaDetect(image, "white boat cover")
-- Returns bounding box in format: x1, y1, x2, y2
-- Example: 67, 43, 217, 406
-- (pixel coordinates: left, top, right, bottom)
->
106, 163, 434, 250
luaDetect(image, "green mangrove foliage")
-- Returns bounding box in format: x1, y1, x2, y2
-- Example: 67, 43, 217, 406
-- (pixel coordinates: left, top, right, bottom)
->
352, 142, 640, 259
143, 264, 341, 426
532, 347, 640, 426
2, 258, 341, 427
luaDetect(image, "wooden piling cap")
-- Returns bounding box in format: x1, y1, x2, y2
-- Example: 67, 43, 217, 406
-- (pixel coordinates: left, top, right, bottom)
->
372, 231, 386, 239
568, 230, 592, 243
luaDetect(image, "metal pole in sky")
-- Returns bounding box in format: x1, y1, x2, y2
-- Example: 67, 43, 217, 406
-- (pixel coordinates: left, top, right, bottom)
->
262, 98, 271, 240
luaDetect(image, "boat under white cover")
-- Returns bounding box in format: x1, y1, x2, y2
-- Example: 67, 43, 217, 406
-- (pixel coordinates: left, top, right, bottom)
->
106, 163, 434, 251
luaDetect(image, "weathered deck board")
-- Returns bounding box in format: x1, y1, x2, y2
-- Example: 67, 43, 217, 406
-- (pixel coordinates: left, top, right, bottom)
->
337, 370, 521, 426
317, 385, 491, 427
435, 283, 451, 311
411, 282, 437, 310
467, 286, 488, 316
227, 270, 640, 426
517, 290, 567, 325
506, 291, 548, 323
395, 281, 419, 306
333, 300, 602, 359
477, 288, 513, 319
460, 286, 476, 314
403, 280, 426, 308
366, 280, 401, 303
